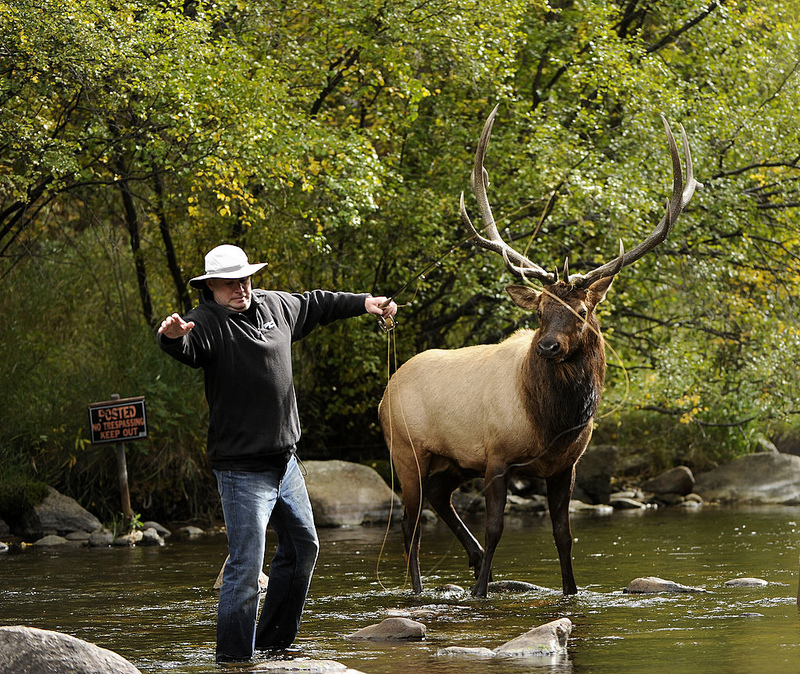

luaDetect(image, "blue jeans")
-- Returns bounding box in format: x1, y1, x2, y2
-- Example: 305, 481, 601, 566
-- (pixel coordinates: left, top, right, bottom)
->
214, 456, 319, 662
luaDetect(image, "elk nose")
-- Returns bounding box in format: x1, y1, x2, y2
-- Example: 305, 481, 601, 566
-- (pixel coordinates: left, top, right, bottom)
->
538, 338, 561, 359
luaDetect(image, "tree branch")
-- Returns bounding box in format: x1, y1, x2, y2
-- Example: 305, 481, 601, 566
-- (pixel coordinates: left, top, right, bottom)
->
645, 0, 727, 54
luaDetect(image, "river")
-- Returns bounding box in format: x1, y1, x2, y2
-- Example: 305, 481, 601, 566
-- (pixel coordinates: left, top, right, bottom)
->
2, 506, 800, 673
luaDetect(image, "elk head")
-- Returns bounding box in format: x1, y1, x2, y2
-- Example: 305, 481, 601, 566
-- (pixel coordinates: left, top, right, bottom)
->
460, 105, 698, 360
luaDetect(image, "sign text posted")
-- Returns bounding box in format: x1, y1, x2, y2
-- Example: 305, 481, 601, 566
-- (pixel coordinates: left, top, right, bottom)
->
88, 397, 148, 444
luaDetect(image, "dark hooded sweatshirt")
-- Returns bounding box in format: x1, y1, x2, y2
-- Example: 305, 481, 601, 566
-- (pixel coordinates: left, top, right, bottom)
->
158, 288, 369, 471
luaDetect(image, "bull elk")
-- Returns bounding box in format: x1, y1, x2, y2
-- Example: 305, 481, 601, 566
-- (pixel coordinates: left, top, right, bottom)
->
378, 105, 698, 597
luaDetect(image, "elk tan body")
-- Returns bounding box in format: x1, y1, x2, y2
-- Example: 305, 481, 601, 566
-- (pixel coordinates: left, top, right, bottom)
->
379, 104, 698, 598
380, 278, 611, 597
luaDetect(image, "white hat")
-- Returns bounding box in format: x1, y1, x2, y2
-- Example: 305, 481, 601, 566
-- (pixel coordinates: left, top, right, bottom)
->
189, 245, 267, 288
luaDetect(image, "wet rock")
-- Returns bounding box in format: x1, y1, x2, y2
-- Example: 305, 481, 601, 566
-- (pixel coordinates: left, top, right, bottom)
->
724, 577, 768, 587
303, 460, 403, 526
494, 617, 573, 657
611, 489, 645, 501
347, 617, 425, 641
66, 531, 91, 542
250, 660, 367, 673
624, 576, 707, 593
32, 534, 69, 547
142, 521, 171, 538
437, 620, 574, 660
569, 500, 613, 515
610, 496, 648, 510
575, 444, 618, 504
89, 527, 114, 547
0, 542, 8, 553
488, 580, 547, 593
694, 453, 800, 505
434, 584, 466, 596
386, 608, 440, 619
643, 466, 695, 496
451, 489, 486, 513
0, 517, 9, 536
176, 525, 205, 537
113, 530, 143, 547
505, 494, 547, 513
138, 528, 165, 546
437, 646, 496, 657
651, 493, 686, 507
20, 486, 102, 537
0, 625, 142, 673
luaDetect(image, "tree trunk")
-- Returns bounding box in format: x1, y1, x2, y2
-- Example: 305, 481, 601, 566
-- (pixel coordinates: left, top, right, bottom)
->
153, 169, 192, 313
116, 158, 154, 326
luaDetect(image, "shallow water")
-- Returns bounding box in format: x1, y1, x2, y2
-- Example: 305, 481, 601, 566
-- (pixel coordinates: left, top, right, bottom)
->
2, 506, 800, 673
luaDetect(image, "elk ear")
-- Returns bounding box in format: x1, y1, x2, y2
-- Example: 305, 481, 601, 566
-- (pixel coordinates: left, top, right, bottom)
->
506, 284, 542, 311
586, 275, 614, 307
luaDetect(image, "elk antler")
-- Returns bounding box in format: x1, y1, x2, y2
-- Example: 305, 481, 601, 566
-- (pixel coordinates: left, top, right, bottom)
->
460, 104, 556, 285
570, 115, 699, 289
461, 107, 699, 288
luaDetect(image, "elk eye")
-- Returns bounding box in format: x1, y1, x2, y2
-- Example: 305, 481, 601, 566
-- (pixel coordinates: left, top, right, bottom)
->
579, 308, 587, 318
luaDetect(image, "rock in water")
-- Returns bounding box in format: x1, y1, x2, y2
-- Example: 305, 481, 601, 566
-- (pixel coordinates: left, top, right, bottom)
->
624, 576, 707, 593
347, 617, 425, 641
0, 625, 142, 673
494, 618, 573, 656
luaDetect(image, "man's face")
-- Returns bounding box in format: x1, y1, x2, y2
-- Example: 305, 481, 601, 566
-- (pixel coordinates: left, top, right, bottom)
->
207, 276, 252, 312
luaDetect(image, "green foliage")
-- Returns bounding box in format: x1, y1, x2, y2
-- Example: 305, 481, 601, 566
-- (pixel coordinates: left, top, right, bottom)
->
0, 471, 49, 530
2, 0, 800, 519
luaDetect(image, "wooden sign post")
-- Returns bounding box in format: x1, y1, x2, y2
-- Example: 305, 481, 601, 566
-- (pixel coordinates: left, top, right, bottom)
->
88, 394, 148, 522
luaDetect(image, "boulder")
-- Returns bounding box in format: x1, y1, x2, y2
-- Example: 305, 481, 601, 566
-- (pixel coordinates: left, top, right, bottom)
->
89, 528, 114, 547
0, 625, 141, 673
494, 617, 573, 657
642, 466, 695, 496
575, 445, 618, 504
303, 460, 402, 526
694, 453, 800, 504
347, 617, 425, 641
20, 487, 102, 537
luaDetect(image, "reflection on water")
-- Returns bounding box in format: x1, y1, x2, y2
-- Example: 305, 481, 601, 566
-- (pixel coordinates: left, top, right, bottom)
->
2, 506, 800, 673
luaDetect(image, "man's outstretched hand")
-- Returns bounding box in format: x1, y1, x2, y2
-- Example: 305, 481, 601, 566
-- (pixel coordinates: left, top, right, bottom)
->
158, 313, 195, 339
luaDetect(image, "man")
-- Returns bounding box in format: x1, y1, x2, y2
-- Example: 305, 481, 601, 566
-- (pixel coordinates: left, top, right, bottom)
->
157, 244, 397, 663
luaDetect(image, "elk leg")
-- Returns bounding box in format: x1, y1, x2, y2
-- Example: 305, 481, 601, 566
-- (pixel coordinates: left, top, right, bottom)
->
472, 464, 509, 597
546, 465, 578, 595
426, 467, 484, 577
400, 477, 426, 594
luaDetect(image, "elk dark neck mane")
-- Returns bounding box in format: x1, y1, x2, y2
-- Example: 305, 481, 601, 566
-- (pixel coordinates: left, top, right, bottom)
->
521, 322, 606, 453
